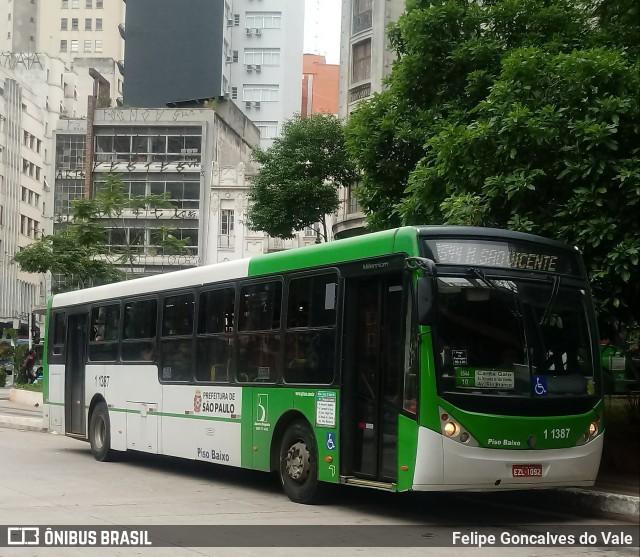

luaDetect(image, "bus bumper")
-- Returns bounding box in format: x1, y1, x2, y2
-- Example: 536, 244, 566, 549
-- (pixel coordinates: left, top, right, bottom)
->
412, 426, 603, 491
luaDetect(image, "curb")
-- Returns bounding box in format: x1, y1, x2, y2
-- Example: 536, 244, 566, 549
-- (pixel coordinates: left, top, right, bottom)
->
0, 416, 47, 433
540, 488, 640, 521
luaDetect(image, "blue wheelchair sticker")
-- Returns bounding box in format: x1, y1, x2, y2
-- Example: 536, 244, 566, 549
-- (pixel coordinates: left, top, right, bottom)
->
532, 375, 547, 396
326, 432, 336, 450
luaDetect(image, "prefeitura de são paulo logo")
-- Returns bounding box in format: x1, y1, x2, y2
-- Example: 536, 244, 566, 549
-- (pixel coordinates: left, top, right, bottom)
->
194, 390, 202, 413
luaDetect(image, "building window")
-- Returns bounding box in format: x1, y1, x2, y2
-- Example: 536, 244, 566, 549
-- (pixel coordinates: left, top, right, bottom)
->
62, 0, 69, 8
86, 0, 92, 7
94, 39, 102, 52
95, 17, 102, 30
220, 209, 234, 236
255, 122, 278, 140
96, 0, 103, 7
71, 0, 79, 8
352, 0, 373, 34
71, 18, 78, 31
70, 39, 78, 52
60, 18, 68, 30
85, 18, 91, 30
245, 11, 281, 29
244, 48, 280, 66
83, 39, 92, 52
231, 86, 238, 100
243, 85, 279, 102
352, 39, 371, 83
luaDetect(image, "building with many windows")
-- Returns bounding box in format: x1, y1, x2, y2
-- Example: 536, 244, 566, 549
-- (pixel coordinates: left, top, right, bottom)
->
0, 0, 125, 112
333, 0, 405, 239
302, 54, 339, 117
122, 0, 304, 148
1, 55, 79, 336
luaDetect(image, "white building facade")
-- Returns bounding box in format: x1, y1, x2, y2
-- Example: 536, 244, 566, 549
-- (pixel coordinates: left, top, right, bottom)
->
333, 0, 405, 239
0, 0, 125, 113
222, 0, 304, 148
0, 55, 79, 335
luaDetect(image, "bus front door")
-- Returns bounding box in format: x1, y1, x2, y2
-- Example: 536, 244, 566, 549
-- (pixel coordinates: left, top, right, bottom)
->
65, 313, 87, 436
343, 274, 404, 483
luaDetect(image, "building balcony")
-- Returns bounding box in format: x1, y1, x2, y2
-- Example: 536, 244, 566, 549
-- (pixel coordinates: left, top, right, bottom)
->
218, 234, 235, 249
348, 82, 371, 104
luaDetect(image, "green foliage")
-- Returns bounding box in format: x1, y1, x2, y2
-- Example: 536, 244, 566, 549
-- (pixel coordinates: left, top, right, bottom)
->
13, 174, 188, 292
247, 114, 357, 239
0, 366, 6, 388
344, 0, 640, 323
14, 382, 43, 393
1, 329, 28, 384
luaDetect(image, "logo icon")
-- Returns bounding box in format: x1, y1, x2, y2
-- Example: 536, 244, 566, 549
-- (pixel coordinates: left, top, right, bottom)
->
256, 394, 268, 423
533, 376, 547, 396
326, 432, 336, 450
8, 527, 39, 546
194, 390, 202, 413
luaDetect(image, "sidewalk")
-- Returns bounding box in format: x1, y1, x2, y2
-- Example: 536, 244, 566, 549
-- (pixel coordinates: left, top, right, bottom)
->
0, 390, 637, 519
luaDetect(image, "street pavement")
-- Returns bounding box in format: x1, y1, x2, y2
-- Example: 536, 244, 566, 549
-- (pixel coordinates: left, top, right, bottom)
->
0, 385, 637, 521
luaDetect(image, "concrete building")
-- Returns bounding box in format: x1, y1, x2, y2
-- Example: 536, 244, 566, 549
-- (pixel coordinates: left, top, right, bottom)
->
0, 0, 125, 112
121, 0, 304, 148
53, 103, 261, 285
333, 0, 405, 239
0, 54, 79, 336
302, 54, 339, 117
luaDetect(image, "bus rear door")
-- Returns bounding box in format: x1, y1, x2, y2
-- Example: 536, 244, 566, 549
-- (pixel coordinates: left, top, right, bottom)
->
65, 313, 87, 436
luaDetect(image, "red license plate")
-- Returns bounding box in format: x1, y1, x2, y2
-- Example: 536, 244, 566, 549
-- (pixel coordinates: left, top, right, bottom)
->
512, 464, 542, 478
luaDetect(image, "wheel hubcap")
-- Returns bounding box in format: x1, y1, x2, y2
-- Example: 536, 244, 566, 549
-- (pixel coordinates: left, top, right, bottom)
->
94, 417, 105, 449
285, 441, 310, 483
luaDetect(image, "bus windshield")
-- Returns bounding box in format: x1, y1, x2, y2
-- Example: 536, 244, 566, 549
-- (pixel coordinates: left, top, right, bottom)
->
435, 276, 595, 398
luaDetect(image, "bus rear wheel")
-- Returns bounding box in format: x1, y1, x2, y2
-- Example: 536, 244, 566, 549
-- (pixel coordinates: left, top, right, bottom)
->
279, 420, 321, 504
89, 402, 113, 462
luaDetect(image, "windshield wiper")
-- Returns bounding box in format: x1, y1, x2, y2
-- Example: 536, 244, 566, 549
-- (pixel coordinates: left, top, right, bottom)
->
539, 275, 561, 325
467, 267, 497, 289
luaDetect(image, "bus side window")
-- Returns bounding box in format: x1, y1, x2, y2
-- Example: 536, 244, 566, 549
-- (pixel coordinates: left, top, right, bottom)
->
196, 287, 234, 383
236, 281, 282, 383
89, 304, 120, 361
122, 298, 157, 362
52, 312, 66, 356
160, 292, 194, 382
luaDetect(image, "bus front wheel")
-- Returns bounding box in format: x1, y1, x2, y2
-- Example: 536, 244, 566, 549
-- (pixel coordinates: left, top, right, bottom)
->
279, 420, 321, 504
89, 402, 113, 462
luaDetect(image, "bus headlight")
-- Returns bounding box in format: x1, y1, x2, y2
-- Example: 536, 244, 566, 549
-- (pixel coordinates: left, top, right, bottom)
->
576, 419, 600, 446
439, 409, 479, 446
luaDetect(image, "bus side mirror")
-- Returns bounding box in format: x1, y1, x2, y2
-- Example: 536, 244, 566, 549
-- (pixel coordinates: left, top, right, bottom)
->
417, 276, 434, 326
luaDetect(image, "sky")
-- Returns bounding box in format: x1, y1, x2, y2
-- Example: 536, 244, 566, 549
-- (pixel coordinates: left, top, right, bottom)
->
304, 0, 342, 65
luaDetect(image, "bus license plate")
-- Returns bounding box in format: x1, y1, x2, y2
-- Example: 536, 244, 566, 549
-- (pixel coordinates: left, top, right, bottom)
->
512, 464, 542, 478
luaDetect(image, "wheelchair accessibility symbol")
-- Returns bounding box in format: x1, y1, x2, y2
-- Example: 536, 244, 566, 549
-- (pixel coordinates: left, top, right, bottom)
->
326, 432, 336, 450
533, 376, 547, 396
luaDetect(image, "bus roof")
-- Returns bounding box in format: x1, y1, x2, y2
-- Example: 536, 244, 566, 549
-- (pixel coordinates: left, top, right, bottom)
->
51, 226, 576, 308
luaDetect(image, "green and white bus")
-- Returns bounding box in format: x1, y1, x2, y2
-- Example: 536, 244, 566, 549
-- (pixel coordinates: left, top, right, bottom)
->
43, 226, 603, 503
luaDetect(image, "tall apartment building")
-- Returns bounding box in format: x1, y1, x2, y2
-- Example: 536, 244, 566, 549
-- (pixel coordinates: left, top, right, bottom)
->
1, 55, 79, 337
0, 0, 125, 112
333, 0, 405, 239
122, 0, 304, 148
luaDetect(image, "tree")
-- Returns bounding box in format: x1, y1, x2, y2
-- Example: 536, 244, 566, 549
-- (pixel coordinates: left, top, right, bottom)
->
247, 114, 357, 240
344, 0, 639, 323
14, 174, 188, 292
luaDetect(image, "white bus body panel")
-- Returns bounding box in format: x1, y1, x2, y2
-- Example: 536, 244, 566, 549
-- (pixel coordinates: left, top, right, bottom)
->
413, 426, 603, 491
161, 386, 243, 467
46, 364, 66, 434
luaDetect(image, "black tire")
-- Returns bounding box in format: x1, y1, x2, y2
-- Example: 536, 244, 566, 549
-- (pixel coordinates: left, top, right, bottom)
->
89, 402, 113, 462
279, 420, 321, 504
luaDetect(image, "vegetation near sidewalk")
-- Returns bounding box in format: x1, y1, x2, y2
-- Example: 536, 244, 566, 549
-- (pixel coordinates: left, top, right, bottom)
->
13, 383, 43, 393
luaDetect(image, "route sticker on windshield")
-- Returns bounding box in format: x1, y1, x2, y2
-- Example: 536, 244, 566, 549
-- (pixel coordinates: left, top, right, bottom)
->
452, 350, 467, 365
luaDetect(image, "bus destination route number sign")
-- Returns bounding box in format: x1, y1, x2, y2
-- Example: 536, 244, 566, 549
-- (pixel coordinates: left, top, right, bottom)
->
425, 239, 580, 276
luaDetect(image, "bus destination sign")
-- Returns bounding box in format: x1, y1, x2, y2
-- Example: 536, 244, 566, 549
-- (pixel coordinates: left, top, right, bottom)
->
424, 239, 579, 276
